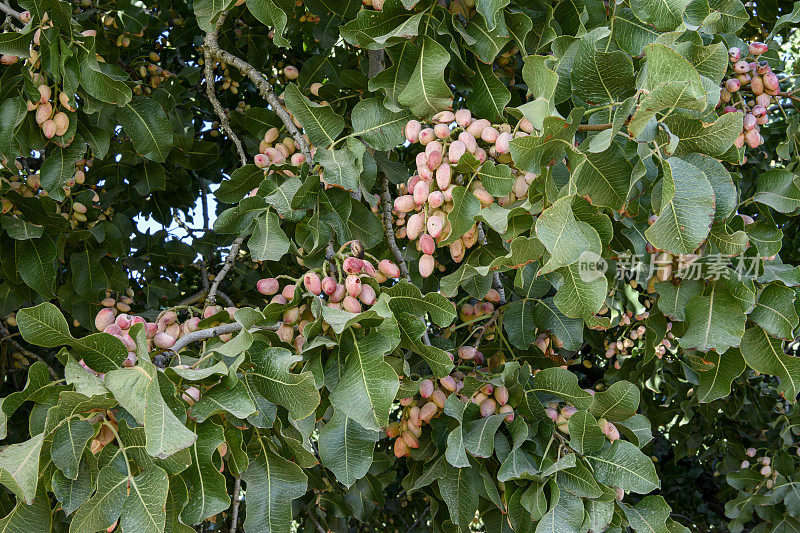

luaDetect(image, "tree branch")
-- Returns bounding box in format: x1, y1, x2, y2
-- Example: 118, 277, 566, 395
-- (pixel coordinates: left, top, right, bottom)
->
380, 175, 410, 280
0, 320, 58, 379
306, 508, 327, 533
229, 477, 242, 533
168, 322, 279, 353
207, 237, 244, 306
204, 12, 313, 163
379, 174, 430, 345
0, 2, 23, 22
203, 41, 247, 167
577, 122, 613, 132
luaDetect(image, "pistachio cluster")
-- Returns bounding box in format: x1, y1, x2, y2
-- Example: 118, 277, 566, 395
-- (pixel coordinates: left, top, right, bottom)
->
719, 42, 779, 150
387, 371, 513, 457
253, 126, 308, 173
257, 247, 401, 352
394, 110, 537, 276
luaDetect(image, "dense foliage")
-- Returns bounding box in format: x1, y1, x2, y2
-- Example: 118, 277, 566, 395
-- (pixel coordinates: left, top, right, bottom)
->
1, 0, 800, 531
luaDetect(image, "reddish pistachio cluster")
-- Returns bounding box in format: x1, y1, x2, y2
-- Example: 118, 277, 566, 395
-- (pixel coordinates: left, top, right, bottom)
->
445, 289, 502, 340
93, 297, 237, 368
387, 371, 513, 457
719, 42, 779, 150
253, 126, 308, 173
256, 252, 401, 352
740, 449, 777, 488
545, 399, 619, 442
393, 110, 537, 276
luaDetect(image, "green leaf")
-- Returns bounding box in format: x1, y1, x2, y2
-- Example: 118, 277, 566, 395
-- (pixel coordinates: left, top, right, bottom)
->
69, 465, 127, 533
52, 450, 95, 515
0, 362, 53, 439
216, 165, 267, 204
246, 0, 292, 47
551, 262, 607, 320
248, 210, 291, 262
631, 0, 689, 30
117, 96, 173, 162
40, 140, 86, 198
683, 0, 747, 33
568, 411, 605, 455
616, 414, 654, 448
329, 323, 400, 431
680, 278, 747, 353
533, 298, 584, 351
628, 44, 707, 137
105, 361, 198, 459
242, 440, 308, 532
368, 41, 419, 112
248, 345, 320, 420
752, 169, 800, 214
78, 44, 132, 105
749, 283, 799, 340
557, 459, 603, 498
509, 111, 582, 174
319, 409, 379, 488
0, 433, 43, 504
587, 440, 660, 494
645, 157, 715, 255
660, 112, 742, 159
590, 381, 640, 422
531, 367, 594, 409
314, 144, 362, 192
51, 418, 94, 480
0, 485, 52, 531
439, 463, 481, 532
18, 235, 58, 297
568, 143, 633, 212
351, 97, 410, 151
740, 326, 800, 402
620, 495, 672, 533
611, 8, 659, 56
397, 36, 453, 117
439, 186, 481, 246
464, 414, 506, 458
464, 14, 512, 64
571, 29, 635, 105
340, 0, 423, 49
536, 196, 596, 273
695, 348, 745, 403
284, 83, 344, 147
188, 381, 257, 422
384, 280, 457, 327
180, 422, 231, 525
467, 59, 511, 122
122, 466, 170, 533
682, 153, 736, 222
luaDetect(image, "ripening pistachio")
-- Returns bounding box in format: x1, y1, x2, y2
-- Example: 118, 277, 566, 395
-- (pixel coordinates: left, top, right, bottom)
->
303, 271, 322, 295
763, 72, 780, 92
53, 112, 69, 136
455, 109, 472, 127
257, 277, 280, 295
41, 120, 57, 138
749, 42, 768, 56
418, 254, 435, 278
725, 78, 741, 93
154, 332, 176, 349
733, 60, 750, 73
38, 84, 51, 103
284, 65, 299, 79
182, 386, 200, 404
